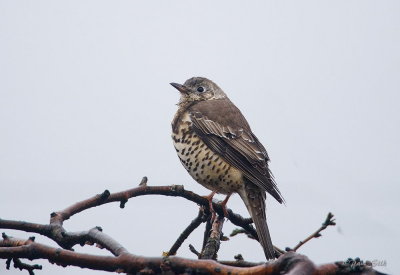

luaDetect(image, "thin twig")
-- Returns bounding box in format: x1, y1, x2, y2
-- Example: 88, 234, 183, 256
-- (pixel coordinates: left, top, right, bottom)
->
288, 212, 336, 252
166, 208, 207, 256
229, 228, 285, 256
230, 228, 256, 239
9, 258, 42, 275
188, 244, 200, 257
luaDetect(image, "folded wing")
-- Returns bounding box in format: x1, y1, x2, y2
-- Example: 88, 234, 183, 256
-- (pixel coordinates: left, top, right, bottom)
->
189, 100, 284, 203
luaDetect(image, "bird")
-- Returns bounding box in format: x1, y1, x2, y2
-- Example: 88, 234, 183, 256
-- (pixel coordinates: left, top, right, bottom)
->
170, 77, 283, 260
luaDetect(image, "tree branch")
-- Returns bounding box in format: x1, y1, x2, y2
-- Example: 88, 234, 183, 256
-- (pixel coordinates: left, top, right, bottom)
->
6, 258, 42, 275
200, 216, 225, 260
47, 179, 254, 239
0, 237, 383, 275
0, 180, 386, 275
202, 215, 213, 253
166, 208, 207, 256
0, 181, 253, 253
287, 212, 336, 252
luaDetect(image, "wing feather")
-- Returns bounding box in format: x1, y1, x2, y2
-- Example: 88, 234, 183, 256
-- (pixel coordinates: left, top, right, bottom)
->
188, 102, 284, 203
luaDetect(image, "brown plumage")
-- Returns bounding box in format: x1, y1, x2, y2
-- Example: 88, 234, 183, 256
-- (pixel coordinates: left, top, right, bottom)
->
170, 77, 283, 260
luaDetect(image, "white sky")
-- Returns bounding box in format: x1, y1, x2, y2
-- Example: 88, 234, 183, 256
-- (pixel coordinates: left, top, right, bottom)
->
0, 1, 399, 274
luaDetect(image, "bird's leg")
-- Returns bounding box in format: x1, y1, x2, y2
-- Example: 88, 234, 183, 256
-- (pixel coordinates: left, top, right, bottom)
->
219, 193, 231, 218
203, 191, 217, 221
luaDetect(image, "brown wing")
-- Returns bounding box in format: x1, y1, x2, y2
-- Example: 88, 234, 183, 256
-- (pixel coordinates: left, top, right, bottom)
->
188, 99, 284, 203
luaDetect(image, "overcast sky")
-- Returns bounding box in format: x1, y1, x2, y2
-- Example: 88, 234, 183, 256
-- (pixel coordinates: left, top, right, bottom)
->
0, 1, 399, 274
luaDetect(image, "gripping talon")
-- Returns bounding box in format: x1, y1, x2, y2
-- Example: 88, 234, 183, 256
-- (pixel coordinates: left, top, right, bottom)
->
220, 194, 231, 218
203, 191, 217, 222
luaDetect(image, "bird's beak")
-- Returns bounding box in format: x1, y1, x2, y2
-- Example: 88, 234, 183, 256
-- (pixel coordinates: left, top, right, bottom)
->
170, 82, 190, 94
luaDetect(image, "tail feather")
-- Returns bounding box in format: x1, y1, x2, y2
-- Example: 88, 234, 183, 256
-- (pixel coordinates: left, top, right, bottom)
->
238, 181, 275, 260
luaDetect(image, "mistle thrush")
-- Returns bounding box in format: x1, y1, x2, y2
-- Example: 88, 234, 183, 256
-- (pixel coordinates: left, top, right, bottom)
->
170, 77, 283, 260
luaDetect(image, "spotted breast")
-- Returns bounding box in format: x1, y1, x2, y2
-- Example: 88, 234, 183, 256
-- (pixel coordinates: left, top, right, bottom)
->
172, 112, 243, 194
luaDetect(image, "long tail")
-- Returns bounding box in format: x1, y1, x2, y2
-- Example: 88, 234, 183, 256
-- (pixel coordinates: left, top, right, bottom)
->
238, 181, 275, 260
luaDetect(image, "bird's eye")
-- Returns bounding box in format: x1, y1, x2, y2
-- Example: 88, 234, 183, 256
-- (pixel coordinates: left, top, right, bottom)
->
197, 86, 205, 93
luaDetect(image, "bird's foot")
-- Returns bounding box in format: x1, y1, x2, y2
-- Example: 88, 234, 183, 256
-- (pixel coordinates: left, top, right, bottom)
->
203, 191, 217, 222
203, 192, 232, 221
219, 194, 231, 218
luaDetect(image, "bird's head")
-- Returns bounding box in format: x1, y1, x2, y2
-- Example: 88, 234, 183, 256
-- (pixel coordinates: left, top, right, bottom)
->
170, 77, 227, 106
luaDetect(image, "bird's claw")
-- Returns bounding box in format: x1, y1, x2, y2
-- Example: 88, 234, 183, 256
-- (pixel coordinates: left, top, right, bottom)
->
219, 194, 231, 219
203, 192, 231, 222
203, 191, 217, 222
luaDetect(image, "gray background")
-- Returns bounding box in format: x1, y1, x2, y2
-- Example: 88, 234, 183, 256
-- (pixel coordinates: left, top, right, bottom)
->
0, 1, 398, 274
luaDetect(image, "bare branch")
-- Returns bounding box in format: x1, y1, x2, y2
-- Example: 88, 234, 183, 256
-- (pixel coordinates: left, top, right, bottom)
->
229, 228, 285, 256
0, 238, 383, 275
201, 216, 224, 260
46, 181, 254, 238
188, 244, 200, 257
166, 208, 207, 256
0, 219, 127, 256
0, 182, 253, 252
0, 182, 386, 275
201, 215, 213, 252
219, 259, 264, 268
288, 212, 336, 252
230, 228, 256, 239
7, 258, 42, 275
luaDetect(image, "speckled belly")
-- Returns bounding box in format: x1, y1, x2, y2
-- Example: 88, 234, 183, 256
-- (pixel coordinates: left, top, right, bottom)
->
172, 114, 243, 194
